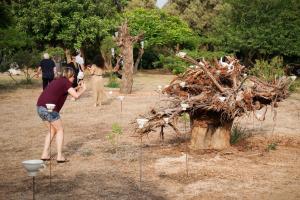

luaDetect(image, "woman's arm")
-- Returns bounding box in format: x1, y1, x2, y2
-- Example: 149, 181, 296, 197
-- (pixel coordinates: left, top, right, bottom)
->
113, 57, 122, 72
87, 64, 95, 74
68, 82, 86, 99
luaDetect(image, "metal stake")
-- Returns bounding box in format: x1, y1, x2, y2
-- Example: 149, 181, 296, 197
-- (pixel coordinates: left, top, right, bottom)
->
121, 101, 123, 113
32, 176, 35, 200
49, 123, 52, 190
139, 137, 143, 190
185, 119, 188, 176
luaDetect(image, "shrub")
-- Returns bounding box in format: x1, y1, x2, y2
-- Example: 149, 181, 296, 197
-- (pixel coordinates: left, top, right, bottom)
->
249, 56, 285, 82
289, 78, 300, 92
153, 54, 187, 74
11, 49, 41, 84
106, 73, 120, 88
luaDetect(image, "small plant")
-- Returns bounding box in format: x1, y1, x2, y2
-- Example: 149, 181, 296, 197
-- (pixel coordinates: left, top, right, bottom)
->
230, 124, 249, 144
181, 113, 190, 123
106, 123, 123, 150
266, 142, 278, 152
106, 73, 120, 88
289, 78, 300, 92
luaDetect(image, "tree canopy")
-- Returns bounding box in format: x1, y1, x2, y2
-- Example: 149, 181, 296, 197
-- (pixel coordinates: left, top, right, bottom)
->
212, 0, 300, 60
15, 0, 121, 49
125, 8, 199, 49
164, 0, 223, 36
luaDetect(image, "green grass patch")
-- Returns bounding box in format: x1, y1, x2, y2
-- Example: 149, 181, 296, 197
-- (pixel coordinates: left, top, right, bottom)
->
105, 73, 120, 88
230, 124, 250, 145
266, 142, 278, 152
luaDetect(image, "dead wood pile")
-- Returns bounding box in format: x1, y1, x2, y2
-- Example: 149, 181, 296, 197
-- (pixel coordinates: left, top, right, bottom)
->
134, 52, 294, 136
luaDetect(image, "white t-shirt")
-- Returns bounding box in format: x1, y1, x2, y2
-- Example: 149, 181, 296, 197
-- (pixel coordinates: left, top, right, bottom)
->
75, 55, 84, 65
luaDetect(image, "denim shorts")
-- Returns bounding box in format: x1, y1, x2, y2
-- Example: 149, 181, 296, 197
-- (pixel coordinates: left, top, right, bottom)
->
37, 106, 60, 122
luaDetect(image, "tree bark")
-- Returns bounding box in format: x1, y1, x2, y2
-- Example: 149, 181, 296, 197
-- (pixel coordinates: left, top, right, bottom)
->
189, 115, 233, 150
133, 48, 144, 73
64, 48, 71, 63
115, 22, 143, 94
120, 41, 134, 94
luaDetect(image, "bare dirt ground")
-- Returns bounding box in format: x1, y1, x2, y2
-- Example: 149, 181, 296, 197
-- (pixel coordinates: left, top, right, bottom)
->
0, 73, 299, 200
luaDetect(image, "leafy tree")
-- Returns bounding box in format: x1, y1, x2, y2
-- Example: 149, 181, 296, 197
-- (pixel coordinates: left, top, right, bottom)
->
126, 8, 199, 50
0, 2, 34, 72
11, 49, 41, 83
100, 36, 118, 69
164, 0, 223, 36
212, 0, 300, 63
125, 0, 156, 10
0, 2, 13, 28
14, 0, 121, 50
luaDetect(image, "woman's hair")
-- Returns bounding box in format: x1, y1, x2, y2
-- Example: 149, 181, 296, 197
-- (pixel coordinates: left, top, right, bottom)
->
92, 54, 105, 69
62, 67, 75, 79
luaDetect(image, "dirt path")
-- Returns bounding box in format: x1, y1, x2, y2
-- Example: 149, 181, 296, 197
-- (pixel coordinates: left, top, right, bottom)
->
0, 73, 299, 200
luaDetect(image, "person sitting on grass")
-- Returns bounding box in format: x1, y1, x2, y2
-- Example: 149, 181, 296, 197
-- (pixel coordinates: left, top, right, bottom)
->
36, 67, 86, 163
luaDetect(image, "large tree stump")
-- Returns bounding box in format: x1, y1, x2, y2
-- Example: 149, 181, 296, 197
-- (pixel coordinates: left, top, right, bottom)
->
189, 112, 233, 150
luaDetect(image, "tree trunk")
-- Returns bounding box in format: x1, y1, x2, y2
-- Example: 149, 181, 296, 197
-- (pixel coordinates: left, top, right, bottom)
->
116, 22, 143, 94
101, 50, 112, 70
133, 48, 144, 73
189, 117, 233, 150
64, 48, 71, 63
120, 41, 134, 94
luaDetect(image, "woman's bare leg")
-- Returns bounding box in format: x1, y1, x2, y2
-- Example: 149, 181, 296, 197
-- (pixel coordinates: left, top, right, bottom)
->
41, 122, 57, 159
49, 119, 65, 160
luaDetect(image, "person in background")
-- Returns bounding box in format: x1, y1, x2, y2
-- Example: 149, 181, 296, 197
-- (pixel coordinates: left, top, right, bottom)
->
75, 51, 85, 70
37, 53, 56, 90
67, 54, 80, 88
88, 54, 107, 107
75, 51, 85, 82
37, 67, 86, 163
113, 55, 123, 79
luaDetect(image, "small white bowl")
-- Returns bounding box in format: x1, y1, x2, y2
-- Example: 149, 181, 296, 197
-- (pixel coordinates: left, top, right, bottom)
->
22, 160, 44, 177
45, 104, 56, 112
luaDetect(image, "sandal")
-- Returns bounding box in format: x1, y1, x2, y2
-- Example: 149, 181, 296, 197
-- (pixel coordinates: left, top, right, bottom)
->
41, 155, 55, 161
56, 159, 69, 163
